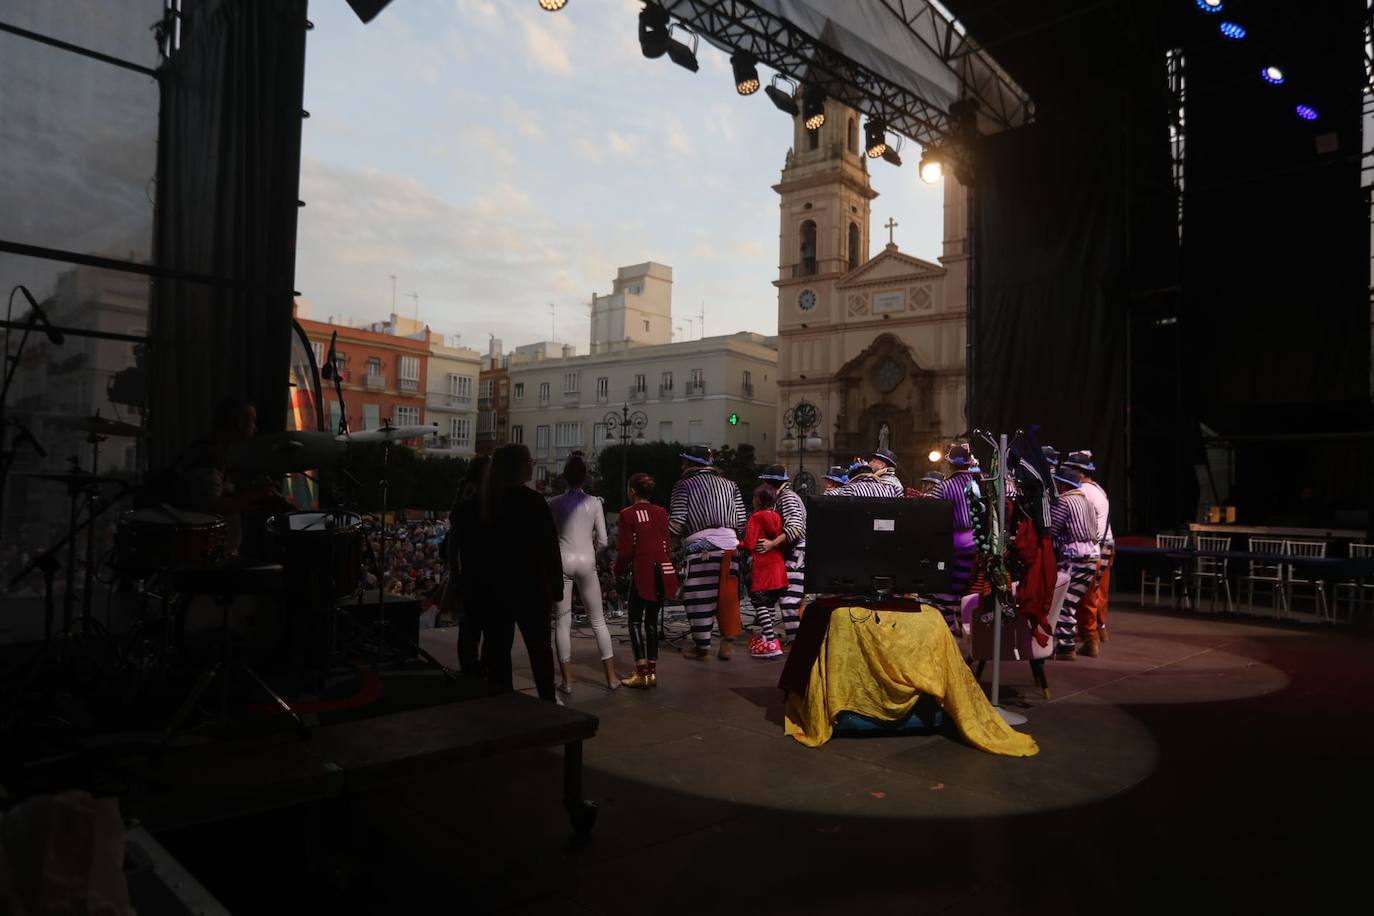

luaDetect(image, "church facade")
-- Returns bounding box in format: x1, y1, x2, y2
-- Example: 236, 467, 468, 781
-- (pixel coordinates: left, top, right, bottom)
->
773, 99, 969, 486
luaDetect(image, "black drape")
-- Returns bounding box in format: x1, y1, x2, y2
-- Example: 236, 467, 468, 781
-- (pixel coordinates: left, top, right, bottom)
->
150, 0, 307, 466
971, 104, 1131, 533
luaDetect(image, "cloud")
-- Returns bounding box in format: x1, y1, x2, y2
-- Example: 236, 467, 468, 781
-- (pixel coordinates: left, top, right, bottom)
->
453, 0, 500, 28
520, 13, 574, 77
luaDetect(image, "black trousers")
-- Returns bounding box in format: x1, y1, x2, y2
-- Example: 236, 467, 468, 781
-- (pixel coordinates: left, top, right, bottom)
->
627, 591, 661, 661
478, 600, 556, 702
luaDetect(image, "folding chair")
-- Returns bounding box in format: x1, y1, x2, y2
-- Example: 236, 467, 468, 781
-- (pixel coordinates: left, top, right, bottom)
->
1284, 540, 1331, 623
1332, 543, 1374, 624
1140, 534, 1191, 607
1193, 536, 1235, 613
1241, 538, 1288, 618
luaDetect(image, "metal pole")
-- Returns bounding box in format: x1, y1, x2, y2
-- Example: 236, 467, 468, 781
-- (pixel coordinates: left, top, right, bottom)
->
990, 432, 1027, 726
620, 404, 628, 507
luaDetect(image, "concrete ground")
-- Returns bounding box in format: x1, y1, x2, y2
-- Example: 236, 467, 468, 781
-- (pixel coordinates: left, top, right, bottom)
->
161, 601, 1374, 915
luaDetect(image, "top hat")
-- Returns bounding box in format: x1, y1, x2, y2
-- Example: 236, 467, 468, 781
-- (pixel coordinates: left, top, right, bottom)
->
823, 465, 849, 484
946, 443, 976, 468
758, 464, 790, 482
680, 444, 714, 466
1053, 466, 1084, 488
1063, 450, 1096, 473
868, 448, 900, 472
1042, 445, 1061, 468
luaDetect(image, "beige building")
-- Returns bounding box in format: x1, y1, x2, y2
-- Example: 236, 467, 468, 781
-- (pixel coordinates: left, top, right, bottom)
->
506, 263, 778, 486
424, 335, 482, 458
773, 98, 969, 477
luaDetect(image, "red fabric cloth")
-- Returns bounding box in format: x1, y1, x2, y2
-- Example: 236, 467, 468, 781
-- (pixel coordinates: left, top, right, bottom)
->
1011, 514, 1056, 647
615, 502, 680, 600
744, 509, 788, 592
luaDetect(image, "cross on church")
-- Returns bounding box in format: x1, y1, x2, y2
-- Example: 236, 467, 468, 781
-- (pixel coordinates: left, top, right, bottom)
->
884, 217, 899, 245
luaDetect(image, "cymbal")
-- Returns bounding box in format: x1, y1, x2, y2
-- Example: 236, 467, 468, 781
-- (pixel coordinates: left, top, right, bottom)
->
227, 430, 347, 474
52, 414, 144, 438
339, 424, 437, 443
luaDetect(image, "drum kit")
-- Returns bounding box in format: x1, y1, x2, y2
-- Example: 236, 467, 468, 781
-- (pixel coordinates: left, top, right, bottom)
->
6, 413, 450, 734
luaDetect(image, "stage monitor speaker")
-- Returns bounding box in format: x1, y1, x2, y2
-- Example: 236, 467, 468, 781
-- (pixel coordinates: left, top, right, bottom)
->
346, 0, 395, 23
345, 591, 422, 657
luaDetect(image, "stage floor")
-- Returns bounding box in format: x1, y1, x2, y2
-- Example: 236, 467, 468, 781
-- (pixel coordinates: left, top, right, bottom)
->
158, 602, 1373, 914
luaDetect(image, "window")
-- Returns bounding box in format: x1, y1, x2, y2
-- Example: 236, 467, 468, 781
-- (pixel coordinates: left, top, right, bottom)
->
311, 341, 324, 367
596, 377, 608, 400
691, 368, 704, 386
592, 423, 609, 449
328, 401, 342, 432
395, 405, 419, 426
659, 421, 673, 441
633, 373, 646, 393
511, 425, 523, 444
743, 370, 753, 387
449, 375, 473, 400
367, 357, 382, 377
643, 320, 650, 333
688, 420, 704, 444
847, 116, 857, 155
564, 372, 578, 394
538, 382, 550, 403
363, 404, 380, 429
800, 220, 817, 274
334, 351, 348, 374
660, 371, 673, 390
536, 466, 548, 484
555, 422, 582, 449
398, 356, 420, 390
452, 417, 471, 446
514, 382, 524, 400
849, 222, 861, 270
536, 425, 550, 457
479, 412, 495, 433
480, 379, 493, 399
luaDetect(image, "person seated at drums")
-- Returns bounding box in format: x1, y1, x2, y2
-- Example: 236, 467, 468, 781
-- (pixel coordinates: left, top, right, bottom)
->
178, 397, 290, 557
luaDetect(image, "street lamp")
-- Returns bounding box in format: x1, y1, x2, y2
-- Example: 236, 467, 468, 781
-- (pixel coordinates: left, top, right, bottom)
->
602, 403, 648, 503
780, 400, 823, 495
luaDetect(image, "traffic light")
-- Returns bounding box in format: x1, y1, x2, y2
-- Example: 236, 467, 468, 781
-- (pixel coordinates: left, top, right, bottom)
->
728, 412, 739, 426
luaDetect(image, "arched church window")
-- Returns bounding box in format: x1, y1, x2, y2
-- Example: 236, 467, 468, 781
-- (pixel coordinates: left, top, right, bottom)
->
800, 220, 817, 276
847, 117, 857, 155
848, 222, 861, 270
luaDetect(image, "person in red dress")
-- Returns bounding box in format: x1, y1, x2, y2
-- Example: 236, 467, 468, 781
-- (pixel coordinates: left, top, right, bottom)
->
744, 485, 787, 659
614, 473, 680, 688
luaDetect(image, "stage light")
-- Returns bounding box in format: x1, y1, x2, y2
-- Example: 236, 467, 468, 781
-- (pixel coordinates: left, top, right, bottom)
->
864, 119, 888, 158
731, 52, 759, 95
1296, 104, 1319, 121
1218, 21, 1246, 40
919, 149, 943, 184
666, 23, 699, 72
639, 3, 670, 59
928, 450, 942, 463
803, 85, 826, 131
538, 0, 568, 10
882, 146, 902, 167
765, 75, 798, 116
1261, 65, 1285, 85
1195, 0, 1223, 13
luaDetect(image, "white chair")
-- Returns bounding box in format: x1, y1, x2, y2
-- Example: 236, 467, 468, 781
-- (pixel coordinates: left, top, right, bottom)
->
1241, 538, 1288, 618
1193, 536, 1235, 613
1140, 534, 1191, 607
1284, 540, 1331, 623
1333, 543, 1374, 624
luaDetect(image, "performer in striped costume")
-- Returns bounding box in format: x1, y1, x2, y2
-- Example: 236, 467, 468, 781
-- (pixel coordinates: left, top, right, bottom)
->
827, 463, 897, 498
928, 443, 980, 632
919, 470, 945, 496
1049, 465, 1101, 658
822, 465, 850, 492
1065, 451, 1114, 655
668, 445, 747, 660
755, 464, 807, 643
867, 448, 904, 495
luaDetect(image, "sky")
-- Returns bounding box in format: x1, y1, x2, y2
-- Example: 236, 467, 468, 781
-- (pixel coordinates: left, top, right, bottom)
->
295, 0, 947, 351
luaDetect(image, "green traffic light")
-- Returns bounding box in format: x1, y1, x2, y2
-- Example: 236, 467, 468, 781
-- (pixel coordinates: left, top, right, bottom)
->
728, 412, 739, 426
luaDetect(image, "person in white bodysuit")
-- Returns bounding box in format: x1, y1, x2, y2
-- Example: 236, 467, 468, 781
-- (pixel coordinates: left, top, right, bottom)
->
549, 454, 619, 692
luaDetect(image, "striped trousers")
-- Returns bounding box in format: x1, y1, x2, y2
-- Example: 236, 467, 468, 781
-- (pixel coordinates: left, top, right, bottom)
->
1057, 555, 1100, 650
931, 530, 977, 632
778, 547, 806, 640
682, 549, 741, 648
1079, 540, 1115, 636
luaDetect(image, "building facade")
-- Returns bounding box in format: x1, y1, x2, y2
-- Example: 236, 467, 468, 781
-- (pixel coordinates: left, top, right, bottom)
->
773, 98, 969, 477
298, 312, 432, 443
475, 337, 510, 456
424, 335, 481, 458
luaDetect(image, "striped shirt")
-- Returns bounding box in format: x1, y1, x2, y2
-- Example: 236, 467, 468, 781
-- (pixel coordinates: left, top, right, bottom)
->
668, 467, 747, 538
933, 471, 979, 530
1050, 488, 1100, 557
828, 473, 897, 498
775, 484, 807, 548
872, 468, 904, 495
1082, 479, 1113, 543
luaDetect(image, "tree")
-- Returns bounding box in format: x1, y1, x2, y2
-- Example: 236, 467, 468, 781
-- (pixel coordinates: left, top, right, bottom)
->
715, 443, 763, 499
591, 441, 688, 513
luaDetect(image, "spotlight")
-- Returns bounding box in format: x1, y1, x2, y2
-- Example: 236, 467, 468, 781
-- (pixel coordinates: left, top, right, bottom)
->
802, 85, 825, 131
1218, 21, 1246, 40
881, 146, 902, 167
919, 149, 943, 184
1296, 104, 1319, 121
864, 119, 887, 158
639, 3, 670, 59
731, 52, 759, 95
666, 23, 699, 72
538, 0, 567, 10
928, 449, 942, 463
765, 75, 798, 116
1195, 0, 1223, 12
1261, 65, 1285, 85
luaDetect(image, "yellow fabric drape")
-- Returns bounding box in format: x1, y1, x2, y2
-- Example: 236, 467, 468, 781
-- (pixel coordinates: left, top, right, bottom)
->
784, 604, 1039, 757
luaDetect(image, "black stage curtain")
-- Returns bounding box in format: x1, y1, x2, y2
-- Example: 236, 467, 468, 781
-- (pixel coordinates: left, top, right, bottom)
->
149, 0, 308, 467
971, 104, 1131, 530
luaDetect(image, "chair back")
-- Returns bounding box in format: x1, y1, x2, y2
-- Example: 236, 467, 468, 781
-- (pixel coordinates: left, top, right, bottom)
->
1196, 536, 1232, 576
1248, 538, 1286, 581
1157, 534, 1191, 550
1284, 539, 1328, 583
1350, 543, 1374, 559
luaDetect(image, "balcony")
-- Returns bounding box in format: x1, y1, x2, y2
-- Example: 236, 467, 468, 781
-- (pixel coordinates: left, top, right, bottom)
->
742, 382, 755, 398
658, 384, 675, 400
686, 381, 706, 398
427, 393, 474, 410
362, 373, 386, 390
628, 386, 648, 403
477, 397, 493, 410
429, 436, 471, 452
399, 378, 418, 392
562, 390, 580, 404
555, 445, 582, 459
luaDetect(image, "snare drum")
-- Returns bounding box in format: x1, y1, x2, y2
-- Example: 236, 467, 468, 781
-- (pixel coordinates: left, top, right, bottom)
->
115, 508, 226, 575
265, 510, 364, 602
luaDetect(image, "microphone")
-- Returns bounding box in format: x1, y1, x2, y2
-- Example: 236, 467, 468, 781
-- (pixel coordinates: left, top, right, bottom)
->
18, 286, 65, 345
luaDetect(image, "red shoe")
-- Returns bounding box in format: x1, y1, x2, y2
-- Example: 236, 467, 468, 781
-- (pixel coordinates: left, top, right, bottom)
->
750, 638, 783, 659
